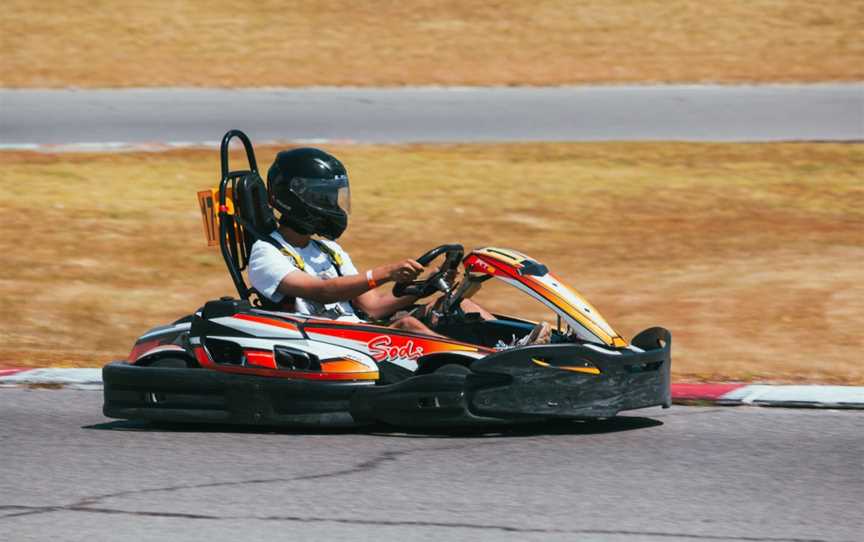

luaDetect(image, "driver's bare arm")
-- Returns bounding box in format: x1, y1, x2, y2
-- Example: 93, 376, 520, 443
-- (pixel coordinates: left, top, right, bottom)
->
353, 261, 460, 320
276, 259, 422, 305
352, 288, 419, 320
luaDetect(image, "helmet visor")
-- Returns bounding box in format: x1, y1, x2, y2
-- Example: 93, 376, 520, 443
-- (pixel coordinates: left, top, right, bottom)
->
290, 175, 351, 216
337, 184, 351, 216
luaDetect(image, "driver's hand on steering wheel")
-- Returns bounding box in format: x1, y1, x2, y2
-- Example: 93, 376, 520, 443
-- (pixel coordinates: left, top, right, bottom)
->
386, 259, 424, 284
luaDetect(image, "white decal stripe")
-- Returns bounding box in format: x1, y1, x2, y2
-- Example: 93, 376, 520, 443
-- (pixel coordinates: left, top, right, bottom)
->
138, 344, 186, 358
451, 351, 486, 360
304, 332, 370, 353
581, 344, 622, 356
211, 317, 303, 338
391, 358, 420, 371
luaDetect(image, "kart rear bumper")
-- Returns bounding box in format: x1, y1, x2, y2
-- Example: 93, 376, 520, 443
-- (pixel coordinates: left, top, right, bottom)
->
103, 362, 365, 427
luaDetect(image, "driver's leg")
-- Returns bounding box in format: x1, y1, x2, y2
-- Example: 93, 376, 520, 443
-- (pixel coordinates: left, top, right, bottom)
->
423, 296, 496, 322
405, 297, 496, 330
389, 314, 444, 337
459, 298, 495, 320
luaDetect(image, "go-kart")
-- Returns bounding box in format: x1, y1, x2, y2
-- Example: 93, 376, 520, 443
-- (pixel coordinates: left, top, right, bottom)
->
102, 130, 671, 428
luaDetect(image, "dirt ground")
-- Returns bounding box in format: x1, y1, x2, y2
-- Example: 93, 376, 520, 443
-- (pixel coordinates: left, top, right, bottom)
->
2, 0, 862, 87
1, 142, 861, 383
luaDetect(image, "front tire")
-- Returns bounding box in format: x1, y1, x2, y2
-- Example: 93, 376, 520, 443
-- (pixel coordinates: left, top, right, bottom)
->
434, 364, 472, 376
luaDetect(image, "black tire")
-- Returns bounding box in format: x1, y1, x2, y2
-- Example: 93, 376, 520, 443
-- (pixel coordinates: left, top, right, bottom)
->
434, 363, 472, 375
146, 356, 197, 368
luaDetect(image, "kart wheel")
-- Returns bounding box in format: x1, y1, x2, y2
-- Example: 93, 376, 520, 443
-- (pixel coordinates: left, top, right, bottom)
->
147, 356, 196, 368
434, 364, 471, 375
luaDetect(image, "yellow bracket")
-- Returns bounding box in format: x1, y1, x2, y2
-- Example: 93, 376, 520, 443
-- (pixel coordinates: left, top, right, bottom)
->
197, 188, 235, 247
532, 358, 601, 375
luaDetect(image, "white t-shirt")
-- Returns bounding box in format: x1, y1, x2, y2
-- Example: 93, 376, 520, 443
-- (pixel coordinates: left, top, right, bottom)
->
248, 232, 360, 320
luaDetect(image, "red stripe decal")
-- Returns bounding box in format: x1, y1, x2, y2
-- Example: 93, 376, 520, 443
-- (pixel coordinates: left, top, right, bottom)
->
233, 313, 298, 331
128, 338, 163, 363
244, 349, 278, 369
194, 346, 211, 367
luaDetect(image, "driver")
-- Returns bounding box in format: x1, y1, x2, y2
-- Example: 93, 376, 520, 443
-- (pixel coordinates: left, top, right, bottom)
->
248, 147, 550, 343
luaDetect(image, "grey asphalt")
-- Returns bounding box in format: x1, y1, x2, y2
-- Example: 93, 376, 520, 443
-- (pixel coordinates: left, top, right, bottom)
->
1, 389, 861, 542
1, 85, 862, 146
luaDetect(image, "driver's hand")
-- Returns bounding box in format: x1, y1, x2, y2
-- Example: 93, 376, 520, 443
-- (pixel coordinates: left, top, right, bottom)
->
387, 259, 424, 283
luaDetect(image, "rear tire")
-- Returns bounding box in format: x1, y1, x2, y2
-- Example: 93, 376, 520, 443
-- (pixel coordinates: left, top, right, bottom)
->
146, 356, 196, 368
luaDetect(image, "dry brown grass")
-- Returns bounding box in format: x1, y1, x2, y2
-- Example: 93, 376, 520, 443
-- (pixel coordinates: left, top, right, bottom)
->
1, 142, 862, 384
1, 1, 862, 87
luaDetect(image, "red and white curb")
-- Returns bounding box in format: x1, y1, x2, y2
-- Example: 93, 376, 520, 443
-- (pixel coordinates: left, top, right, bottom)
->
0, 368, 103, 389
670, 383, 864, 409
1, 369, 863, 408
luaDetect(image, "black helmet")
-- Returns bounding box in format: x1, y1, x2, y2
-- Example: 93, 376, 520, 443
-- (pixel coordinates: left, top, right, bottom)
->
267, 148, 351, 240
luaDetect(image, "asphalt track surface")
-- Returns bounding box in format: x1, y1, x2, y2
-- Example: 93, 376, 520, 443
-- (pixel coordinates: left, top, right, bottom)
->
1, 389, 861, 542
1, 85, 862, 147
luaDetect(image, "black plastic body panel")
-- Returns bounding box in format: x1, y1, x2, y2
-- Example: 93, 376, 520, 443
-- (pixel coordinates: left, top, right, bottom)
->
466, 327, 672, 418
348, 373, 526, 428
202, 298, 252, 320
435, 317, 535, 348
103, 362, 365, 427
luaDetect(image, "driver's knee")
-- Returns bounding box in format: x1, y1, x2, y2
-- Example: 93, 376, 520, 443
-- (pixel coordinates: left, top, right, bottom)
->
390, 315, 436, 335
459, 299, 495, 321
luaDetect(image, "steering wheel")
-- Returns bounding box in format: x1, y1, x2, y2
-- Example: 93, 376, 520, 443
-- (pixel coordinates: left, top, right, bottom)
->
392, 244, 464, 298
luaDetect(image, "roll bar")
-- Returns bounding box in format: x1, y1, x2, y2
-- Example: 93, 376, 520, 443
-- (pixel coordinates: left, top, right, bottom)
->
217, 129, 260, 299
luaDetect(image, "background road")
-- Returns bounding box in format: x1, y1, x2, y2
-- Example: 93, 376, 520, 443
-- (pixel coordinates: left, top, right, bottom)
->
1, 389, 861, 542
1, 85, 862, 147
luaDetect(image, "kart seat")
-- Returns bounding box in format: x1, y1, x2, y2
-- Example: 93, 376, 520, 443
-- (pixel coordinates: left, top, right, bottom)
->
234, 173, 278, 253
226, 173, 284, 309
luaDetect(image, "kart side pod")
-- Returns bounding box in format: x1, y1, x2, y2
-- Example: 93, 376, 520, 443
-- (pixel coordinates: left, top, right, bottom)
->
348, 328, 671, 427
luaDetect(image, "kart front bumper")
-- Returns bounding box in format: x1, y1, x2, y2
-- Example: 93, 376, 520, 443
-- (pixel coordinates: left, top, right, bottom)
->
350, 327, 672, 427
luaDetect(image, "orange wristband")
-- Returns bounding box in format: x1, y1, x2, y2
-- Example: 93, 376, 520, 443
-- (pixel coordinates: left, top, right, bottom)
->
366, 269, 377, 289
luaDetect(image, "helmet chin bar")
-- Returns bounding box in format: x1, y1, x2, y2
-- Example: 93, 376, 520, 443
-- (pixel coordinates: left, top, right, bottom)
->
276, 204, 346, 240
278, 213, 314, 235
